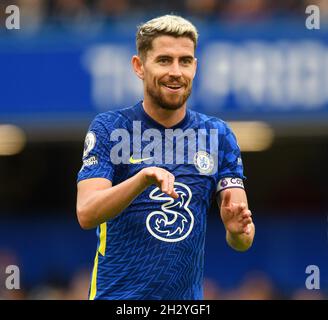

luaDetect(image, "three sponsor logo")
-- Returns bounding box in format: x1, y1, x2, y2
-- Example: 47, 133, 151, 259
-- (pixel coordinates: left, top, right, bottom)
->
146, 182, 194, 242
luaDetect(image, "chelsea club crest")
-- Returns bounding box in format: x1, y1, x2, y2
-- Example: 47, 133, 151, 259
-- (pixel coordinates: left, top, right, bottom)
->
193, 151, 214, 174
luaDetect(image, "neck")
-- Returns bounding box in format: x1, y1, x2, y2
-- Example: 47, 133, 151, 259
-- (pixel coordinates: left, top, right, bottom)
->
142, 98, 187, 128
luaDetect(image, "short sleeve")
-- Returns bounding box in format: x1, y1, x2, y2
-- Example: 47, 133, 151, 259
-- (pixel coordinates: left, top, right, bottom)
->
216, 123, 245, 192
77, 114, 115, 183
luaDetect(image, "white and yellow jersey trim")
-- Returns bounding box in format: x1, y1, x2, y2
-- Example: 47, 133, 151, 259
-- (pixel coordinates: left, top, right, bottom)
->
89, 222, 107, 300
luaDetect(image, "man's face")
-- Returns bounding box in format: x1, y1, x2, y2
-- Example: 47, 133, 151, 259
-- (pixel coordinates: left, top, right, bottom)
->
142, 35, 197, 110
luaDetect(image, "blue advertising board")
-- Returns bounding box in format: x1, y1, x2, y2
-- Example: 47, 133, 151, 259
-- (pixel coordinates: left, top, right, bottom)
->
1, 21, 328, 124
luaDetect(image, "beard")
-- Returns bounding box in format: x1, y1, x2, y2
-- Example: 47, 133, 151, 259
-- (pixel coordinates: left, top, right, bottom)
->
146, 82, 192, 111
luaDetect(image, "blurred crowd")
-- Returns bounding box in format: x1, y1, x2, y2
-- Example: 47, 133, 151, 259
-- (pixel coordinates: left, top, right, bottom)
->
1, 272, 327, 300
0, 249, 326, 300
203, 274, 327, 300
0, 0, 328, 32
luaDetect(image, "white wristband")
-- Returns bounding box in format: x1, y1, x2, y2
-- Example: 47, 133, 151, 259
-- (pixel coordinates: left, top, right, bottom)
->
217, 177, 244, 192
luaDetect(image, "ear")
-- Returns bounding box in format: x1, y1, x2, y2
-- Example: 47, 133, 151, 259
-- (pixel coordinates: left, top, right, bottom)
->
131, 55, 144, 80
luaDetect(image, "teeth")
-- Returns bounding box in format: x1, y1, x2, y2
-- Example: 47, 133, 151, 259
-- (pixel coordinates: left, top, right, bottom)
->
165, 85, 181, 89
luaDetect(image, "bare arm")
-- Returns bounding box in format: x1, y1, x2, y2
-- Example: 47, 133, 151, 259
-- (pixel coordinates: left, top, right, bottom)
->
76, 167, 178, 229
217, 188, 255, 252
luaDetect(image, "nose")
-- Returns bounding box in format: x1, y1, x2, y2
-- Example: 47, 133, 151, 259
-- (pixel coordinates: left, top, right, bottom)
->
168, 61, 182, 78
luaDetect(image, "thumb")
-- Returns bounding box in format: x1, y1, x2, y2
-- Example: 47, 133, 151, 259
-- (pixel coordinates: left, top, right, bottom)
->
221, 189, 231, 208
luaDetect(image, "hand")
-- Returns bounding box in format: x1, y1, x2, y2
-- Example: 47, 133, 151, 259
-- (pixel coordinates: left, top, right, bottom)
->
220, 190, 253, 235
140, 167, 179, 199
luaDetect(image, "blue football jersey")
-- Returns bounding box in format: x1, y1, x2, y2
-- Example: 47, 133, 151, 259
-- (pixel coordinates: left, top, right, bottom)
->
77, 101, 245, 300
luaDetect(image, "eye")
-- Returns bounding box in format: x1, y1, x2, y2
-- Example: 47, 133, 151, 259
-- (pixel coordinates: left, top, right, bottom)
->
158, 57, 170, 64
181, 58, 193, 65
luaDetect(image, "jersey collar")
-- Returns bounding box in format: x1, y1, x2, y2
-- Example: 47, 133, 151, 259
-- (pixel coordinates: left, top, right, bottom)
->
135, 101, 191, 131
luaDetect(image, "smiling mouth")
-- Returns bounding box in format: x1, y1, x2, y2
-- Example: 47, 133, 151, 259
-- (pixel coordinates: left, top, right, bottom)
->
162, 84, 184, 92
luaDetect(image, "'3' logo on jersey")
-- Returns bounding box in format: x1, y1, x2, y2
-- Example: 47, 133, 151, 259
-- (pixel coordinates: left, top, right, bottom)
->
146, 182, 194, 242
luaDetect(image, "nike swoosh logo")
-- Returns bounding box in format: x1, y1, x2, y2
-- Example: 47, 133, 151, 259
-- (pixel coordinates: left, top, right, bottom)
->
129, 156, 153, 164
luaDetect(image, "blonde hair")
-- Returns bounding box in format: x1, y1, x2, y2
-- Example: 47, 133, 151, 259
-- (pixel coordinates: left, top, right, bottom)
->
136, 15, 199, 60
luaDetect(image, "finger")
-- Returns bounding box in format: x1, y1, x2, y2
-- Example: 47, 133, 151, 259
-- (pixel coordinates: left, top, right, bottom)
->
238, 202, 247, 211
242, 217, 252, 226
238, 214, 250, 223
170, 175, 179, 199
168, 174, 177, 198
166, 174, 172, 195
154, 170, 163, 188
243, 224, 252, 235
237, 209, 251, 221
241, 210, 252, 219
160, 175, 169, 194
172, 190, 179, 199
242, 213, 252, 223
243, 226, 250, 235
221, 190, 231, 207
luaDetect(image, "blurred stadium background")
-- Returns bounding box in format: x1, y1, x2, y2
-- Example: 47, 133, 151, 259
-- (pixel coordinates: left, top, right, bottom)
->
0, 0, 328, 300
